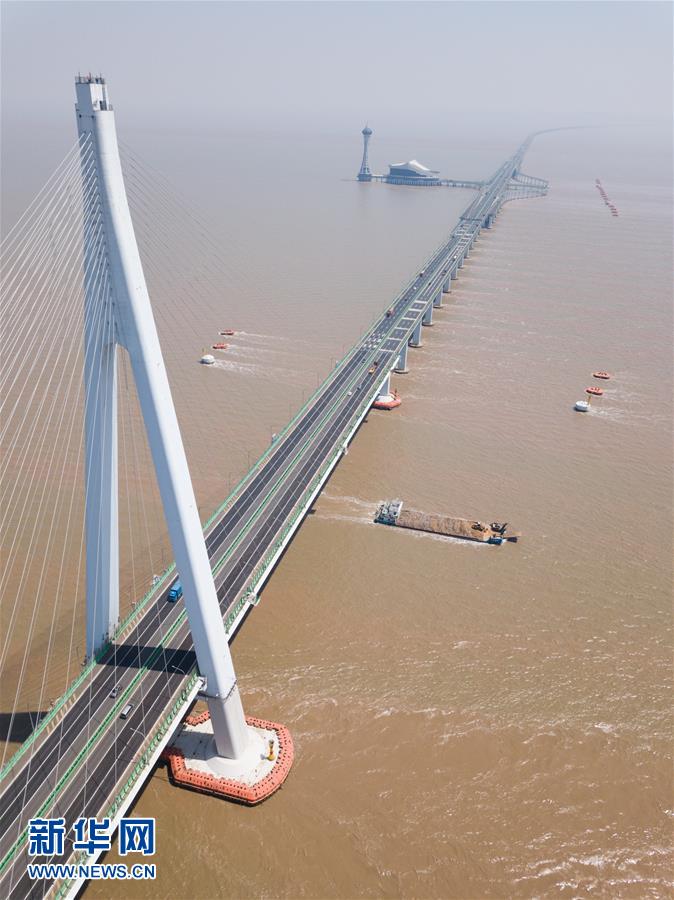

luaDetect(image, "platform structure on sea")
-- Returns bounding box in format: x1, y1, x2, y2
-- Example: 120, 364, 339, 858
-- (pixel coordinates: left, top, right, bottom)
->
374, 499, 520, 544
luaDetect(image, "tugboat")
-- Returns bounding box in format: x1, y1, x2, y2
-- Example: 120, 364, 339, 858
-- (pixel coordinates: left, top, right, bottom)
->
212, 343, 228, 350
219, 329, 236, 336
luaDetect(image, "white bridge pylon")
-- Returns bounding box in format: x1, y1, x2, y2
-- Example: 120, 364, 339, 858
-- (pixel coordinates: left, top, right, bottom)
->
75, 75, 251, 760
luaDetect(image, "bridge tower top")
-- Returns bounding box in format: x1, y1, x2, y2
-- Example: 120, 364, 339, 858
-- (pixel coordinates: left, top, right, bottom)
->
75, 74, 112, 113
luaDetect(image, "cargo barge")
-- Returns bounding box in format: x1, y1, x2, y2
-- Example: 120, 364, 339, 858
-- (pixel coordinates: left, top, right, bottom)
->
374, 499, 520, 544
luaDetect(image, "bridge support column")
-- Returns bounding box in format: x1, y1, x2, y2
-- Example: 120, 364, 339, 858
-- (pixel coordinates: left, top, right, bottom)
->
422, 302, 434, 326
409, 321, 422, 347
442, 275, 451, 293
433, 288, 443, 308
75, 76, 272, 769
372, 371, 401, 410
395, 342, 409, 373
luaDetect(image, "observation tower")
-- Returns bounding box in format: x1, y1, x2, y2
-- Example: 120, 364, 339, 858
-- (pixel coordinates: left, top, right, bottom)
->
357, 124, 373, 181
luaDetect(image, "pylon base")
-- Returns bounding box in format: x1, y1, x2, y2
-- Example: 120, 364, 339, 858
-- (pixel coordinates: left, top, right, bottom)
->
162, 711, 293, 805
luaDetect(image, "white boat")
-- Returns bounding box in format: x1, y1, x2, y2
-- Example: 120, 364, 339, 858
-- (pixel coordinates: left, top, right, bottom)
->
200, 353, 215, 365
574, 399, 589, 412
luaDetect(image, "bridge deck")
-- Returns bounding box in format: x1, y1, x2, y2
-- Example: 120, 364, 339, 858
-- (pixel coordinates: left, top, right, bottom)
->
0, 138, 538, 900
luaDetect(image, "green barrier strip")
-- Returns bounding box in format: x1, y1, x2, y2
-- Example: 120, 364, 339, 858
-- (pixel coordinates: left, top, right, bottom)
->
0, 610, 193, 877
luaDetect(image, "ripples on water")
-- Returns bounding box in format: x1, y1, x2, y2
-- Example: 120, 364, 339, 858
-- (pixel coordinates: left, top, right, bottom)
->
6, 124, 671, 898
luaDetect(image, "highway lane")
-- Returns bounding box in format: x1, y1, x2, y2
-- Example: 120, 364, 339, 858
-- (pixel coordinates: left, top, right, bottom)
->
1, 140, 532, 898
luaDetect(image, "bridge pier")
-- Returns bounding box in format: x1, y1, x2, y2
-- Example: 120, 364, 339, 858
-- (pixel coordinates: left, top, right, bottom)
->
433, 287, 443, 308
442, 275, 451, 293
395, 342, 409, 373
409, 321, 422, 347
422, 303, 434, 326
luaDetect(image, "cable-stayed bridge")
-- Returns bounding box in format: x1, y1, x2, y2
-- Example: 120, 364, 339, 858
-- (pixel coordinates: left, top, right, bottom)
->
0, 77, 547, 899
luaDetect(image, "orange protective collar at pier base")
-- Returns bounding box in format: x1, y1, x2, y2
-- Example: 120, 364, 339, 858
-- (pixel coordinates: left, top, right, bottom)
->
372, 391, 402, 410
162, 712, 294, 805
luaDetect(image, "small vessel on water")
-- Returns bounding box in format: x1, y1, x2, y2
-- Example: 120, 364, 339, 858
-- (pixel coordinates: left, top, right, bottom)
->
219, 329, 236, 336
200, 352, 215, 365
592, 371, 611, 380
374, 499, 519, 544
574, 399, 590, 412
212, 343, 228, 350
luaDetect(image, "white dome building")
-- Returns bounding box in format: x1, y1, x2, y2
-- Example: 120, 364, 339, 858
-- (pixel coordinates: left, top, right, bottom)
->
386, 159, 441, 185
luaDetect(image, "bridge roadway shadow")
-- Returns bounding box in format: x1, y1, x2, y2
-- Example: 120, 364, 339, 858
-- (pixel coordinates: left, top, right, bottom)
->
0, 712, 49, 743
101, 644, 198, 674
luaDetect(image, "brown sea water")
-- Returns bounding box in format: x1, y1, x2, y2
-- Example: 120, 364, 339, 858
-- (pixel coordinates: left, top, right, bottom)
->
2, 124, 672, 897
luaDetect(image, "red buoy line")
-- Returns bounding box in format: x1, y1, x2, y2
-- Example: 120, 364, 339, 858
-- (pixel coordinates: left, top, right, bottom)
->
595, 179, 619, 217
575, 370, 615, 411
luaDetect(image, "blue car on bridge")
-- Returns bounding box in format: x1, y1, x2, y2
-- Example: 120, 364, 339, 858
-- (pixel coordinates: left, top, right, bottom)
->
167, 580, 183, 603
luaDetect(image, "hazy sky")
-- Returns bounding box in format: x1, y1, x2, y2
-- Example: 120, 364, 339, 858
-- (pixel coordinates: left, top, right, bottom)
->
1, 0, 672, 140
